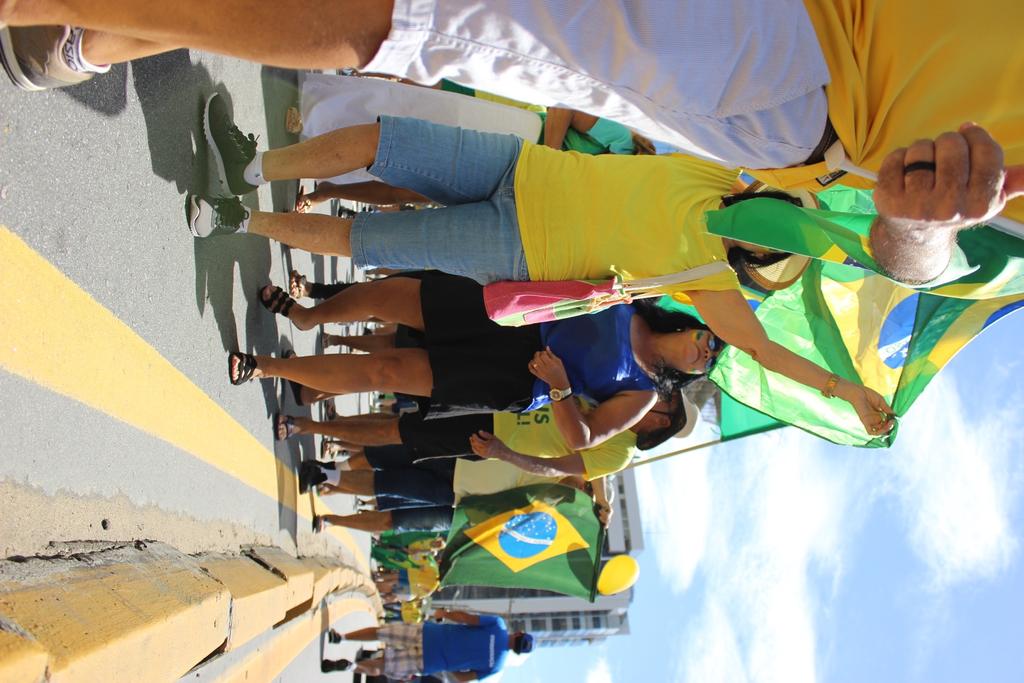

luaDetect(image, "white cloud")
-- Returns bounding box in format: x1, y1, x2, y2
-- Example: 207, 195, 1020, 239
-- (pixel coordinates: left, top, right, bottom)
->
634, 448, 712, 592
585, 656, 613, 683
642, 372, 1022, 683
882, 374, 1021, 589
668, 430, 857, 683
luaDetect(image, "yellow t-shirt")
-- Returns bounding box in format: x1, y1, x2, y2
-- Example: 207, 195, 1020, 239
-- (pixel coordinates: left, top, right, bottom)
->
753, 0, 1024, 223
514, 145, 741, 305
491, 402, 638, 480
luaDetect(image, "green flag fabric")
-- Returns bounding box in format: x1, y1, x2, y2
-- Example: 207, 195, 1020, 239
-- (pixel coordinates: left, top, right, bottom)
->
439, 484, 604, 601
709, 260, 1024, 447
719, 393, 786, 440
705, 187, 1024, 300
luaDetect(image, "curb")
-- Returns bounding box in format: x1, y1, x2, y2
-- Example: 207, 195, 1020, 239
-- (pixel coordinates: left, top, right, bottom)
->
0, 542, 228, 683
0, 541, 376, 682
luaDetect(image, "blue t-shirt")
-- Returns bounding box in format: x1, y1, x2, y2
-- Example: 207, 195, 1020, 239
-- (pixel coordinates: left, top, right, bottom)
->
422, 616, 509, 679
528, 304, 656, 411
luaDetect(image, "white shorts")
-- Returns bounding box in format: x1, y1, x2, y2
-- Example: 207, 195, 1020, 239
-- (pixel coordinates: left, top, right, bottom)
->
364, 0, 830, 168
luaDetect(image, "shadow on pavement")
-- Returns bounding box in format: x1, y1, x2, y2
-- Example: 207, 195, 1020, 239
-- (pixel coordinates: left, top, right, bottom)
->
132, 50, 209, 194
59, 62, 129, 116
273, 334, 319, 548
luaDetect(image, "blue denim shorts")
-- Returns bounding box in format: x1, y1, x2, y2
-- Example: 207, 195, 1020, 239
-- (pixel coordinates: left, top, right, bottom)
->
350, 116, 530, 285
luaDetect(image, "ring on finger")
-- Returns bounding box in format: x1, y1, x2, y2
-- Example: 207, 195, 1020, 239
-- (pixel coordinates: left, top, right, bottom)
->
903, 160, 937, 174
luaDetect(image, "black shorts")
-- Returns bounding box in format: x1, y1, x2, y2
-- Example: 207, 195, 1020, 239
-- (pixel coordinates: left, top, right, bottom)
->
397, 412, 494, 458
364, 444, 459, 472
419, 273, 541, 412
374, 466, 456, 511
389, 505, 455, 533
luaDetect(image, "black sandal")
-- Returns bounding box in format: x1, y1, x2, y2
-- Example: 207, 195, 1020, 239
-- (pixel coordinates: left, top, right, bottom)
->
274, 413, 298, 441
228, 352, 257, 385
258, 284, 295, 317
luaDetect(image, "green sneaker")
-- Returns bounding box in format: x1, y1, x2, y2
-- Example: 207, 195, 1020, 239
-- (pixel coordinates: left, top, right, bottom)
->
204, 92, 260, 195
186, 194, 250, 238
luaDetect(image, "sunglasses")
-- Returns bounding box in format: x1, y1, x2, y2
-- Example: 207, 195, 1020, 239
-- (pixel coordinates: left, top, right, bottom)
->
704, 334, 723, 372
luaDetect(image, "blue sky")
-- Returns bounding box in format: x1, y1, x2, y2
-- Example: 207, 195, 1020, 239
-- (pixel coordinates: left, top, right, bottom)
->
501, 311, 1024, 682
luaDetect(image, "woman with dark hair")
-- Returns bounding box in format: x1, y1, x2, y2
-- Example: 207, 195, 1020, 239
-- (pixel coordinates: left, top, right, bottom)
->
229, 272, 717, 453
192, 112, 894, 437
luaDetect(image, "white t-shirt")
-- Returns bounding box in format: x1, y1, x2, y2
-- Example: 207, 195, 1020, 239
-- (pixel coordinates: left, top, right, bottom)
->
366, 0, 830, 168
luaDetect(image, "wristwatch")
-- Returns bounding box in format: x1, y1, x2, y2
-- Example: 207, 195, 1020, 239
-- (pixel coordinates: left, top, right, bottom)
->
549, 386, 573, 402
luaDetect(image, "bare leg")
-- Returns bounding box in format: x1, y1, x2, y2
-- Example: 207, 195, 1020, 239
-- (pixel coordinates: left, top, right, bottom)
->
323, 469, 377, 496
337, 626, 382, 642
322, 441, 367, 459
289, 278, 424, 331
290, 414, 403, 445
299, 386, 339, 405
320, 510, 393, 532
3, 0, 394, 71
338, 452, 371, 470
324, 332, 397, 353
80, 30, 178, 64
248, 211, 352, 257
249, 350, 433, 397
262, 123, 380, 182
356, 658, 385, 676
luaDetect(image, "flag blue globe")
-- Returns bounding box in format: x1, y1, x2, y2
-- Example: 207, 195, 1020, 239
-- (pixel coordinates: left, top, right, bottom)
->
877, 294, 918, 369
498, 512, 558, 559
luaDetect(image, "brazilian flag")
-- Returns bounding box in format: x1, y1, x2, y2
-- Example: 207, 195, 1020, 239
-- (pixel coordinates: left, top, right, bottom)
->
439, 484, 604, 601
705, 187, 1024, 300
709, 260, 1024, 447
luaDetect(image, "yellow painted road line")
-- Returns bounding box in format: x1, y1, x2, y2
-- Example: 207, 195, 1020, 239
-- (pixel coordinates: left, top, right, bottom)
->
213, 597, 376, 683
0, 226, 365, 569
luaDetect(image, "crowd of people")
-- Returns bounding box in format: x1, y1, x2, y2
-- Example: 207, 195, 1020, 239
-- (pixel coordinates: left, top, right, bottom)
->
4, 0, 1023, 679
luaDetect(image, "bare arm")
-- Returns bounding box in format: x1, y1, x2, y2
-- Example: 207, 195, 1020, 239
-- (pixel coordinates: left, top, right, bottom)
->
543, 106, 575, 149
871, 124, 1024, 283
449, 672, 478, 682
529, 348, 656, 449
432, 609, 481, 626
589, 476, 613, 525
550, 390, 653, 449
470, 432, 586, 476
689, 288, 894, 436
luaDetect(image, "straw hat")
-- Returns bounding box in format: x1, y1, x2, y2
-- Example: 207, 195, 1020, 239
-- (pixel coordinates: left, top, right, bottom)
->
736, 252, 812, 292
729, 184, 815, 292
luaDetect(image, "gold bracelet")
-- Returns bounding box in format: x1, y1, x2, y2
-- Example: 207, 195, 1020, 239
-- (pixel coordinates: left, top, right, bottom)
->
821, 373, 840, 398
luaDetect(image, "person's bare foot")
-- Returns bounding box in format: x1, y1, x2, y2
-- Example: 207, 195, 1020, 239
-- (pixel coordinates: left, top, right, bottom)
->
294, 185, 324, 213
289, 269, 311, 298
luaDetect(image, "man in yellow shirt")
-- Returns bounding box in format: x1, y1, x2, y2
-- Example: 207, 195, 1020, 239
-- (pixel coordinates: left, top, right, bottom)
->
292, 391, 694, 487
308, 395, 695, 534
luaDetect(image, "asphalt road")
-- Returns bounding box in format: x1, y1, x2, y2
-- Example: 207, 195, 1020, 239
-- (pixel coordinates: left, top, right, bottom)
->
0, 50, 371, 680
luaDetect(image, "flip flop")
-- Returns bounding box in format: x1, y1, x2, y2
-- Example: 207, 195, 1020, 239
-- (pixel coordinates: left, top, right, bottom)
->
274, 413, 298, 441
228, 352, 257, 385
288, 269, 308, 299
257, 284, 295, 317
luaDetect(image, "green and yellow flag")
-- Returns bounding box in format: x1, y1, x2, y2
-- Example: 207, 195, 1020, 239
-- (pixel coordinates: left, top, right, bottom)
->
440, 484, 604, 601
709, 260, 1024, 447
706, 187, 1024, 300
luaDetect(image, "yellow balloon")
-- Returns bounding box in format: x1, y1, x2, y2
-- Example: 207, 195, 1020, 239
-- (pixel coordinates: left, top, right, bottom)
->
596, 555, 640, 595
